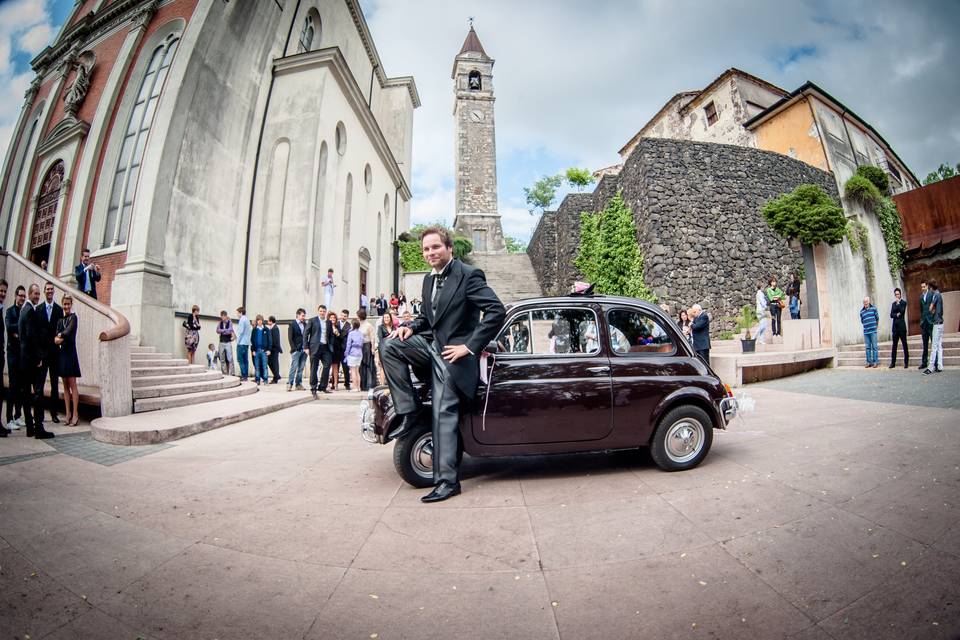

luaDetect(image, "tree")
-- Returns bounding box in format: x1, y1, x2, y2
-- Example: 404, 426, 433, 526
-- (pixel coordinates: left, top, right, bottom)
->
762, 184, 846, 246
398, 222, 472, 272
504, 236, 526, 253
923, 162, 960, 185
523, 174, 562, 214
565, 167, 595, 191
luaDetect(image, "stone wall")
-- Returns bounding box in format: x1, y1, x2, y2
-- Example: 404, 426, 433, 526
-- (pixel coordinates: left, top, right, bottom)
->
528, 192, 594, 295
529, 137, 840, 334
527, 209, 556, 294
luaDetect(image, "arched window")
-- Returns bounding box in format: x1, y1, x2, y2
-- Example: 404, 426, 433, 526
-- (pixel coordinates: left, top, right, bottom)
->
468, 70, 482, 91
341, 173, 352, 277
260, 139, 290, 263
363, 164, 372, 192
103, 34, 180, 247
335, 121, 346, 155
31, 160, 64, 264
311, 141, 328, 267
297, 11, 320, 53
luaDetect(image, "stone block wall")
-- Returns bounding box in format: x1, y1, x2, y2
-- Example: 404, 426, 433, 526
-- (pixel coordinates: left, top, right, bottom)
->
529, 137, 839, 334
527, 210, 557, 294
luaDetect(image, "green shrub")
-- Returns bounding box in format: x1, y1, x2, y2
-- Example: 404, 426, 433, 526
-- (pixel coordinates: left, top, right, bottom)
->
399, 223, 473, 272
844, 174, 883, 206
855, 165, 889, 195
735, 305, 759, 339
846, 219, 874, 296
452, 235, 473, 261
762, 184, 847, 246
398, 239, 429, 272
876, 197, 906, 276
715, 330, 735, 341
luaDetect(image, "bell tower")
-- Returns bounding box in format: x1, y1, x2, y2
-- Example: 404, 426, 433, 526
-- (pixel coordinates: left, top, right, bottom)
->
452, 23, 504, 253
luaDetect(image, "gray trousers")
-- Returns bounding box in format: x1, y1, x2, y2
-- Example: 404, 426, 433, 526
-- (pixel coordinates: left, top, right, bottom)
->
217, 342, 235, 375
380, 335, 462, 485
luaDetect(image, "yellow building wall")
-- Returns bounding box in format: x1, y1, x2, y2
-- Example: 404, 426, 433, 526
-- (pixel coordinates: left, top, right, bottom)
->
754, 99, 829, 172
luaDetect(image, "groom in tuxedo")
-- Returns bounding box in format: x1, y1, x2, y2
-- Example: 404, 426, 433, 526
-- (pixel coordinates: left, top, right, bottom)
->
380, 226, 505, 502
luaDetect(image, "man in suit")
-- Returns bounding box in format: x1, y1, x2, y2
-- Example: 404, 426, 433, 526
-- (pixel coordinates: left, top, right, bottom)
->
266, 315, 282, 384
19, 284, 54, 439
74, 248, 102, 299
39, 281, 64, 423
5, 285, 25, 431
0, 280, 7, 436
690, 304, 711, 364
889, 287, 908, 368
380, 226, 505, 502
918, 280, 934, 370
304, 304, 334, 398
287, 308, 307, 391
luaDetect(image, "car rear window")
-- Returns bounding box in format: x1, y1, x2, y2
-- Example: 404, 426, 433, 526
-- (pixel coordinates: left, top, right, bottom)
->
606, 309, 676, 356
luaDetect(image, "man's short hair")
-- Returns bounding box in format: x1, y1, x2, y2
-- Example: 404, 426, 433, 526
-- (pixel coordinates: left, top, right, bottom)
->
81, 248, 90, 254
419, 225, 453, 248
15, 285, 25, 295
318, 304, 327, 312
921, 280, 928, 286
928, 281, 939, 290
0, 279, 7, 288
44, 281, 54, 289
268, 315, 276, 323
237, 306, 245, 315
894, 287, 902, 295
220, 310, 228, 317
327, 268, 334, 273
691, 304, 703, 312
341, 309, 349, 315
357, 308, 367, 320
296, 308, 306, 316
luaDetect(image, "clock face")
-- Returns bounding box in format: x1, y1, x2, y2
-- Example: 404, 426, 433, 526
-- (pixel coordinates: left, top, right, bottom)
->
469, 109, 485, 122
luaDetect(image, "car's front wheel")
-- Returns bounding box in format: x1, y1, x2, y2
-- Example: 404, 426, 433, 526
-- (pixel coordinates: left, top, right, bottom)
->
393, 421, 435, 488
649, 405, 713, 471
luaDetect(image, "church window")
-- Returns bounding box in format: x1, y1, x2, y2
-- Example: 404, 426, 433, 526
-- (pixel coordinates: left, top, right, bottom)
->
335, 121, 346, 155
103, 35, 180, 247
297, 10, 320, 53
364, 164, 373, 192
311, 141, 328, 267
704, 101, 718, 126
468, 70, 481, 91
341, 173, 353, 277
32, 160, 64, 254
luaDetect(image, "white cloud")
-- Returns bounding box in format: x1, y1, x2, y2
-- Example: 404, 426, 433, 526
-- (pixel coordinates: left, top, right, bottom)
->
17, 22, 53, 55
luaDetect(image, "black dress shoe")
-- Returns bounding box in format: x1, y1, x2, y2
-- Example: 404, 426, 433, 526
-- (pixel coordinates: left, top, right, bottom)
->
0, 427, 7, 437
311, 390, 318, 399
388, 414, 419, 440
51, 414, 60, 424
35, 428, 55, 440
421, 481, 461, 503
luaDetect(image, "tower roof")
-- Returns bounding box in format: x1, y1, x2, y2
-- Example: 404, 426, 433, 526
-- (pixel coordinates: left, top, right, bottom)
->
458, 26, 488, 58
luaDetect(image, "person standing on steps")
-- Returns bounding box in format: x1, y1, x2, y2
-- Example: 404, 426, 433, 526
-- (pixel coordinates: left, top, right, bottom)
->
216, 311, 236, 376
689, 304, 711, 364
918, 280, 933, 370
321, 268, 336, 310
55, 295, 81, 426
860, 297, 880, 368
235, 307, 252, 382
889, 288, 908, 369
379, 226, 505, 503
0, 280, 7, 437
765, 276, 784, 337
924, 281, 945, 375
39, 282, 63, 424
73, 248, 101, 300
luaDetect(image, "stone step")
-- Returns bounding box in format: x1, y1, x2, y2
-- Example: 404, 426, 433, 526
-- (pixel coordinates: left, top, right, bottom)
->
838, 339, 960, 353
836, 355, 960, 367
469, 253, 543, 304
129, 346, 158, 354
128, 352, 175, 360
130, 358, 189, 368
131, 370, 224, 388
133, 382, 258, 413
132, 376, 241, 400
131, 364, 207, 378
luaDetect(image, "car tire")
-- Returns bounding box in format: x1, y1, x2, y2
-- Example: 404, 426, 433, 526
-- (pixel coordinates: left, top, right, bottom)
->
392, 420, 465, 488
649, 405, 713, 471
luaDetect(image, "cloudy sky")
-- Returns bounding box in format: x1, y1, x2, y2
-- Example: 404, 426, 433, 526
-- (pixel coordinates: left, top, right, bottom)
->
2, 0, 958, 243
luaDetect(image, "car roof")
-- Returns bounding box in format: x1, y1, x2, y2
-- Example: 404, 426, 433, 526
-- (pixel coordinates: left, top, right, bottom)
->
507, 295, 665, 313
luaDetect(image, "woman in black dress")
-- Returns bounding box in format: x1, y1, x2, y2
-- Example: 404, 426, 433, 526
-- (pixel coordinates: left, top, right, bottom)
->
55, 294, 82, 426
182, 305, 201, 364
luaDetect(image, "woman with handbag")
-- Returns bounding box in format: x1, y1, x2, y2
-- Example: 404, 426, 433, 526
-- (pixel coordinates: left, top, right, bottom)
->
765, 276, 785, 337
182, 305, 201, 364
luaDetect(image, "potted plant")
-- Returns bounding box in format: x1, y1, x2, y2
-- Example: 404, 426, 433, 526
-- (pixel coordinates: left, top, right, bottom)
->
736, 305, 759, 353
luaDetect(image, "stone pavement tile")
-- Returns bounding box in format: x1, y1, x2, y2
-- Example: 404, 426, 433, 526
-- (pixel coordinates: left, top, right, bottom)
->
786, 625, 835, 640
42, 606, 151, 640
306, 568, 559, 640
0, 484, 99, 544
543, 544, 810, 640
659, 475, 829, 542
528, 494, 713, 570
932, 519, 960, 558
0, 547, 91, 640
128, 483, 265, 541
838, 476, 959, 544
851, 437, 960, 487
175, 457, 315, 497
14, 511, 194, 606
721, 507, 927, 621
632, 452, 757, 494
101, 543, 344, 640
507, 451, 652, 506
715, 434, 848, 477
391, 473, 525, 508
274, 454, 402, 507
203, 496, 383, 568
765, 459, 900, 505
818, 549, 960, 640
352, 506, 538, 573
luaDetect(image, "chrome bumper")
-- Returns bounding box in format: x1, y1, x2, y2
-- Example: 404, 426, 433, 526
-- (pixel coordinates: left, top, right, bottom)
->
719, 396, 739, 428
359, 395, 378, 443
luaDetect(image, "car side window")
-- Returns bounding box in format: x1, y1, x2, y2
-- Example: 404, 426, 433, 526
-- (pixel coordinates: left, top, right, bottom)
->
496, 313, 532, 354
531, 309, 599, 355
606, 309, 676, 356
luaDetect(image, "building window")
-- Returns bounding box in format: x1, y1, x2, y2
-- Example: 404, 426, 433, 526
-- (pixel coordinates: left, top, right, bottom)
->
260, 139, 290, 264
311, 141, 328, 267
364, 164, 372, 192
103, 35, 180, 248
31, 160, 64, 262
335, 121, 346, 155
704, 101, 718, 126
468, 70, 481, 91
297, 11, 319, 53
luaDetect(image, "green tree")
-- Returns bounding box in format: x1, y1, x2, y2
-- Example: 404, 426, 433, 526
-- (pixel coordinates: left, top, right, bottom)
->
923, 162, 959, 185
523, 174, 563, 214
574, 192, 655, 301
565, 167, 595, 192
398, 223, 472, 271
504, 236, 526, 253
762, 184, 846, 246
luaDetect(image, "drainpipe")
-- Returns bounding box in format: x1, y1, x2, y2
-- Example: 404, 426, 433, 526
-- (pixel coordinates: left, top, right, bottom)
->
368, 63, 379, 108
241, 0, 300, 307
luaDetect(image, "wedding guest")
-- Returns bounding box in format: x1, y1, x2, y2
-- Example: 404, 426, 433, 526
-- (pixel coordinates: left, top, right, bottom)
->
235, 306, 252, 381
206, 343, 218, 370
182, 305, 201, 364
54, 295, 81, 426
677, 309, 692, 344
357, 309, 378, 390
377, 312, 396, 384
4, 285, 25, 431
74, 248, 101, 299
216, 311, 236, 376
287, 308, 307, 391
344, 319, 363, 391
40, 282, 64, 424
338, 310, 352, 390
267, 315, 282, 384
766, 276, 784, 337
250, 314, 272, 385
321, 268, 336, 309
326, 311, 344, 391
860, 297, 880, 368
690, 304, 711, 363
755, 281, 770, 345
924, 281, 945, 375
786, 273, 801, 319
889, 288, 908, 368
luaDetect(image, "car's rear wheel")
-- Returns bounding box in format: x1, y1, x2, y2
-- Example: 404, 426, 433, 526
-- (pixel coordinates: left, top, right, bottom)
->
392, 420, 465, 488
649, 405, 713, 471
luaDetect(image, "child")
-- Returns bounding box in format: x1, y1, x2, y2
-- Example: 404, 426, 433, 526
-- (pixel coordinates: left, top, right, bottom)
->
206, 343, 218, 370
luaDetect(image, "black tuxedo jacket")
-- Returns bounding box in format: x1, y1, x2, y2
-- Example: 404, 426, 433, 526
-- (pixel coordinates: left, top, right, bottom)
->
288, 320, 306, 352
36, 301, 64, 347
408, 259, 505, 398
19, 303, 46, 365
269, 324, 282, 354
890, 300, 907, 333
5, 304, 21, 358
75, 263, 102, 299
304, 316, 334, 356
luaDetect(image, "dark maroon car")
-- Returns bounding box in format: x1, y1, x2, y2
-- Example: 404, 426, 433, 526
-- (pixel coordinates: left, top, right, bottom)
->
360, 295, 738, 487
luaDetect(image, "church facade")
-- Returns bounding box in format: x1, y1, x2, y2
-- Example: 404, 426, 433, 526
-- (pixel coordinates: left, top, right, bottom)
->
0, 0, 419, 353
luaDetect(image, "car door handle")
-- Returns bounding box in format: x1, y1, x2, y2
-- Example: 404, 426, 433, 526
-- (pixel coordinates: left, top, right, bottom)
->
587, 366, 610, 375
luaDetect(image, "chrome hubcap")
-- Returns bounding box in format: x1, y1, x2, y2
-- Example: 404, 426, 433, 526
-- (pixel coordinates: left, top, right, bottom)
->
665, 418, 704, 463
412, 434, 433, 478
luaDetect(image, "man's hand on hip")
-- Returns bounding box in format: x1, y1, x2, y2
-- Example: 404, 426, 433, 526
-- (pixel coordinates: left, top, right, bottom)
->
442, 344, 471, 363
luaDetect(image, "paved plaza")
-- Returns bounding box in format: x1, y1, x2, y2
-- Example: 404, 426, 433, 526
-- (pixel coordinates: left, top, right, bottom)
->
0, 370, 958, 639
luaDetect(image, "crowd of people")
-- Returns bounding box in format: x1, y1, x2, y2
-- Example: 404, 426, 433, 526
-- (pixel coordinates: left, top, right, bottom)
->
859, 279, 945, 373
0, 279, 83, 440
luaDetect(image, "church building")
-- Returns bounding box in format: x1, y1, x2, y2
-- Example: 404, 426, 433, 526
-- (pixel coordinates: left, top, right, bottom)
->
0, 0, 419, 353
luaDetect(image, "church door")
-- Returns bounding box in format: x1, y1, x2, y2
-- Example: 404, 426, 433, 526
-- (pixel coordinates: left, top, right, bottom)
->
31, 160, 64, 267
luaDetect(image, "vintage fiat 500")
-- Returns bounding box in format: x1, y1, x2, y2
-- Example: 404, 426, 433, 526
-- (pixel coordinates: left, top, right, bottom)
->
360, 295, 738, 487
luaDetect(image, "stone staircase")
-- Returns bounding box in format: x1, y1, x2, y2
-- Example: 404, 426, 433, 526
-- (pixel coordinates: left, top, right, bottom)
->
836, 332, 960, 368
130, 345, 255, 412
468, 253, 544, 304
